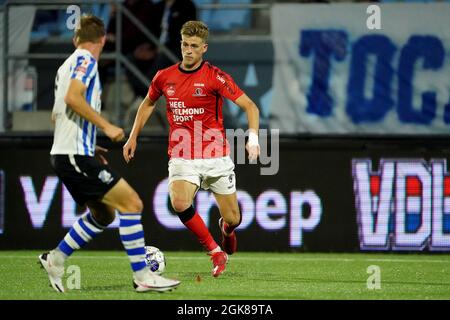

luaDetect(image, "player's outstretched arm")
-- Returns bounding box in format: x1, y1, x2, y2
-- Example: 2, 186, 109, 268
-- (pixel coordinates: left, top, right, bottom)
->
123, 95, 156, 163
235, 93, 260, 162
65, 79, 124, 141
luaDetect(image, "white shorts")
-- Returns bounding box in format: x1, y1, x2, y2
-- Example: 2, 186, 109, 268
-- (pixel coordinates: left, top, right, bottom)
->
168, 156, 236, 194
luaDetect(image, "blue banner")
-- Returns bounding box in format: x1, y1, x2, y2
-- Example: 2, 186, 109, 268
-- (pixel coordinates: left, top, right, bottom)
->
271, 3, 450, 134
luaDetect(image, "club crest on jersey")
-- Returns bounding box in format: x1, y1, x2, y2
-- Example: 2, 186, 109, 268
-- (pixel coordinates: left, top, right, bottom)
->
192, 87, 206, 97
98, 170, 113, 184
75, 59, 89, 74
75, 66, 87, 74
166, 85, 176, 96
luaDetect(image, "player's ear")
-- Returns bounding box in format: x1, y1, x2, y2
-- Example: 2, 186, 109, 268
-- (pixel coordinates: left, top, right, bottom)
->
203, 43, 208, 54
72, 36, 77, 48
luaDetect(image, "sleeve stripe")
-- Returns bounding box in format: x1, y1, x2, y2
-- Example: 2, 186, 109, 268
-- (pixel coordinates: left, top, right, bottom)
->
71, 56, 86, 80
82, 58, 96, 84
71, 56, 96, 84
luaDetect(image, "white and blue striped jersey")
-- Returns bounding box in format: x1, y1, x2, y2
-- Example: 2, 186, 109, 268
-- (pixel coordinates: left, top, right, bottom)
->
50, 48, 102, 156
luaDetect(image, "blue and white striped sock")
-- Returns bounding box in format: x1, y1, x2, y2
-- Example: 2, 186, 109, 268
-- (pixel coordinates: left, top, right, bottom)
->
119, 213, 147, 273
57, 212, 105, 258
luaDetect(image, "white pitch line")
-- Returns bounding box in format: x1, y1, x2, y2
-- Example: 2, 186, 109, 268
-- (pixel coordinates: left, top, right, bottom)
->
363, 258, 450, 263
0, 255, 450, 263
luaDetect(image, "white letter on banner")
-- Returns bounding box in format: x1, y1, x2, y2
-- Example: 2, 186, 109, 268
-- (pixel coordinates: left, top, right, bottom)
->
20, 176, 59, 228
353, 160, 393, 249
431, 160, 450, 249
290, 191, 322, 247
394, 161, 431, 250
256, 190, 287, 230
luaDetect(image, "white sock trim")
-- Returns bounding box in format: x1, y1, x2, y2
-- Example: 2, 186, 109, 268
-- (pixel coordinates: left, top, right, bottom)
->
209, 246, 222, 254
119, 224, 143, 236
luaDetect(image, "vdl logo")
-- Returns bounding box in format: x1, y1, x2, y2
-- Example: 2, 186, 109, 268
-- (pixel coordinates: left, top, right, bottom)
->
353, 158, 450, 251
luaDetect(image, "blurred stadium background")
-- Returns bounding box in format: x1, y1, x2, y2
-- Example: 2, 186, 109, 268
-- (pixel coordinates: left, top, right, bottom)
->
1, 0, 450, 299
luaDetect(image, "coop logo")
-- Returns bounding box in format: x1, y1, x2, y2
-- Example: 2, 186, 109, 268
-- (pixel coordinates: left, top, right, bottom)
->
153, 178, 322, 247
352, 159, 450, 251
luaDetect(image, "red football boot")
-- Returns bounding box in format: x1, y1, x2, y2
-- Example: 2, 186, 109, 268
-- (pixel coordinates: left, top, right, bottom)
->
209, 251, 228, 277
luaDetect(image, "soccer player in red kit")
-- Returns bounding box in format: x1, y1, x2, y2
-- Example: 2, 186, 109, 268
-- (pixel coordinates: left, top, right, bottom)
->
123, 21, 260, 277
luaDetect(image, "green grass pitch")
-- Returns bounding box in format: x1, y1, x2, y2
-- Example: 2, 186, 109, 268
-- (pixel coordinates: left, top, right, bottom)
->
0, 251, 449, 300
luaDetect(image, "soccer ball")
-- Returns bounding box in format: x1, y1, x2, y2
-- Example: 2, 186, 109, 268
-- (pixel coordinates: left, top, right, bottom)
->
144, 246, 166, 275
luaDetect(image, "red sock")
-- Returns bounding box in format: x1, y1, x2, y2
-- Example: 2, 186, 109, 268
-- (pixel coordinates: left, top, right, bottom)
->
184, 212, 218, 252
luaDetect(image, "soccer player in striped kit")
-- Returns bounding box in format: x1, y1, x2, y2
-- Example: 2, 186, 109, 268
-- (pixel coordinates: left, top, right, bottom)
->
123, 21, 260, 277
39, 14, 179, 293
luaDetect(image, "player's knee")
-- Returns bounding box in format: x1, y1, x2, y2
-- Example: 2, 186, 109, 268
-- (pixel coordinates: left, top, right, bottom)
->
125, 195, 144, 213
226, 208, 241, 227
171, 199, 191, 213
134, 197, 144, 213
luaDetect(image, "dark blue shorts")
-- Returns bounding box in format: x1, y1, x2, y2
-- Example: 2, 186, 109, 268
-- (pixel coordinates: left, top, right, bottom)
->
50, 155, 121, 206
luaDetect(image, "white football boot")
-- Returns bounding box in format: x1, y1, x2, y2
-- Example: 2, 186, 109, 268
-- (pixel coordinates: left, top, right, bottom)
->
38, 251, 65, 293
133, 269, 180, 293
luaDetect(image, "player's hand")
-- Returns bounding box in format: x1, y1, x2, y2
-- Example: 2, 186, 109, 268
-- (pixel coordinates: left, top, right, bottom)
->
95, 145, 109, 165
246, 143, 260, 163
123, 138, 137, 163
104, 124, 125, 142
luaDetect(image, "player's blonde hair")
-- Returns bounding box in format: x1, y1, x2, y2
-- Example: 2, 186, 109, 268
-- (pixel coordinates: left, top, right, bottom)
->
74, 14, 105, 46
180, 21, 209, 43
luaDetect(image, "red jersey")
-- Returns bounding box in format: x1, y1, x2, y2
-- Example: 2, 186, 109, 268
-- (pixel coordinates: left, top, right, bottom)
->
148, 61, 244, 159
